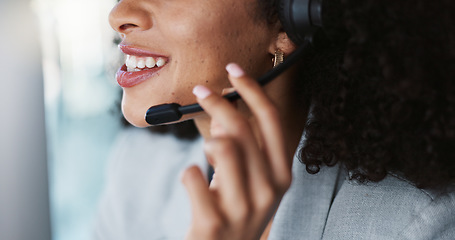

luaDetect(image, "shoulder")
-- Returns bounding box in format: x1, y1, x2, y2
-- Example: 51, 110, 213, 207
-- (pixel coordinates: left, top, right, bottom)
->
93, 128, 205, 239
323, 172, 455, 239
394, 175, 455, 240
339, 172, 444, 204
105, 126, 205, 187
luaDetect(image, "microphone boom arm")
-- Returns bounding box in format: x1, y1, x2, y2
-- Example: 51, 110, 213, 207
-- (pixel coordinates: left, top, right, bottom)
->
145, 40, 311, 125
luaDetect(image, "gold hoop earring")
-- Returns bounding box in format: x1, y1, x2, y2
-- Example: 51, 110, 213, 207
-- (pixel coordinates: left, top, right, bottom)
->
273, 49, 284, 67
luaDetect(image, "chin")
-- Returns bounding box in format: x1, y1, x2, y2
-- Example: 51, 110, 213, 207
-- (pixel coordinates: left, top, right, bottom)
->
121, 103, 150, 128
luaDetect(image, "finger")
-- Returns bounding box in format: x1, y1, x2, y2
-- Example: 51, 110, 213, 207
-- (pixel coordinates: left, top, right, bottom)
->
193, 85, 270, 187
181, 166, 221, 224
193, 85, 254, 142
210, 118, 228, 137
226, 63, 291, 188
204, 137, 250, 221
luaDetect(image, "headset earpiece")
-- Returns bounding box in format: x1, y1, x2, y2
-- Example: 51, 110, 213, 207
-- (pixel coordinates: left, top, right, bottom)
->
278, 0, 324, 46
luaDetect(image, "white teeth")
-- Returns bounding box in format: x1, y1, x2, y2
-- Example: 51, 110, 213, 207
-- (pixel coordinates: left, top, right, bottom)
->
125, 54, 166, 72
156, 58, 165, 67
126, 55, 137, 69
145, 57, 156, 68
137, 58, 146, 69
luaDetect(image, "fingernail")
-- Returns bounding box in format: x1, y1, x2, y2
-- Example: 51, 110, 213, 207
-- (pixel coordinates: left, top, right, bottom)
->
226, 63, 245, 78
193, 85, 212, 99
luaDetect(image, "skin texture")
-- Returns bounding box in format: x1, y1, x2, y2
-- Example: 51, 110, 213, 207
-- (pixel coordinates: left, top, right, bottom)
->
110, 0, 280, 127
109, 0, 304, 239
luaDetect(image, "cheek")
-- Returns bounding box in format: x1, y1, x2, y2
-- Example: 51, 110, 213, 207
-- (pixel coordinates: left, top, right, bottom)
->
121, 2, 275, 127
163, 4, 255, 57
164, 26, 235, 89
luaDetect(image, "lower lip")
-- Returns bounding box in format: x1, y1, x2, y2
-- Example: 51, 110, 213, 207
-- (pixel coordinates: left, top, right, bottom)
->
116, 64, 165, 88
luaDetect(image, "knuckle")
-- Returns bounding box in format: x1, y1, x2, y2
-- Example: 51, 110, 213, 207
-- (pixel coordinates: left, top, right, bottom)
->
194, 214, 225, 239
255, 172, 292, 211
208, 137, 238, 157
255, 184, 277, 210
231, 201, 252, 222
205, 219, 223, 235
230, 119, 251, 136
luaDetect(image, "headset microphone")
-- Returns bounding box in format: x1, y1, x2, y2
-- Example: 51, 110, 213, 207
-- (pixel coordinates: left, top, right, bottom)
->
145, 0, 326, 126
145, 41, 311, 125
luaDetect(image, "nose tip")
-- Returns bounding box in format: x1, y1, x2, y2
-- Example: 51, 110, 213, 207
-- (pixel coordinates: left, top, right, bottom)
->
109, 1, 153, 34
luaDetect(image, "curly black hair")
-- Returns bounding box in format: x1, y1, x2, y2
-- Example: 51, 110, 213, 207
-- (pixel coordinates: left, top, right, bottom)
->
299, 0, 455, 189
126, 0, 455, 189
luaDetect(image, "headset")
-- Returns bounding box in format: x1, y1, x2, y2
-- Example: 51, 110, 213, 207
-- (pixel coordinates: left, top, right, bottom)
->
145, 0, 328, 125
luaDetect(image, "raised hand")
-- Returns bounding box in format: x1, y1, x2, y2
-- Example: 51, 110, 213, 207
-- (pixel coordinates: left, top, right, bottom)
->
182, 63, 292, 240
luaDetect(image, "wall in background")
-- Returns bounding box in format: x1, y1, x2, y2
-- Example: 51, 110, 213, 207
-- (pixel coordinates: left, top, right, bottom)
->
32, 0, 122, 239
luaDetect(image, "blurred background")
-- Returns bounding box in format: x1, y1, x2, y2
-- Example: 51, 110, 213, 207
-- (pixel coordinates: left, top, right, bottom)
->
34, 0, 122, 239
1, 0, 122, 239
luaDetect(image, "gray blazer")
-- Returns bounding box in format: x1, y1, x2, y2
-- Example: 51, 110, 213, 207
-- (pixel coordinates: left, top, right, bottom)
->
95, 129, 455, 239
269, 156, 455, 240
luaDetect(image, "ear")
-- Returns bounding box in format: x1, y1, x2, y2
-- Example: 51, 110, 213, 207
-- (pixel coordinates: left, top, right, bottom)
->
268, 32, 297, 56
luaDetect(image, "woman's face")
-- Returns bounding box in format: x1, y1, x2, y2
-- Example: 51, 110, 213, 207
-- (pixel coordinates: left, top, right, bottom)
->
109, 0, 279, 127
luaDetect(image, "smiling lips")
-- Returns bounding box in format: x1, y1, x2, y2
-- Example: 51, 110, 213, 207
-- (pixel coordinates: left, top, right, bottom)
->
116, 45, 169, 88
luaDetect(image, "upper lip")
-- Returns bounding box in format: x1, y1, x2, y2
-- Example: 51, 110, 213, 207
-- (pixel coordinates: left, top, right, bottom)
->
119, 44, 168, 58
